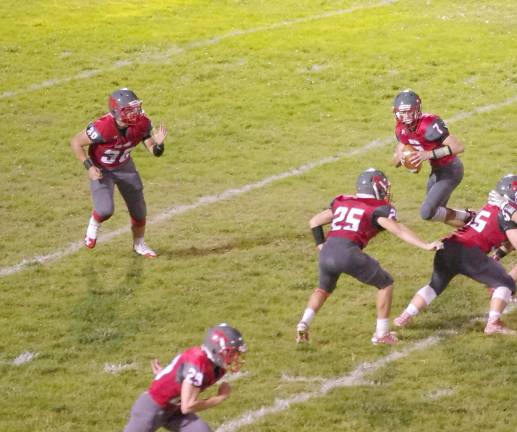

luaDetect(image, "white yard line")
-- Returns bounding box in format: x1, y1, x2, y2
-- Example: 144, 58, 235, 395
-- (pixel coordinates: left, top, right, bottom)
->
6, 351, 40, 366
216, 334, 449, 432
0, 1, 397, 100
2, 95, 517, 278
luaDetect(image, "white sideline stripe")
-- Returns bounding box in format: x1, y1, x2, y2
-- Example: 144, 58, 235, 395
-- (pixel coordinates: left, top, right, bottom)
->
216, 335, 445, 432
2, 94, 517, 278
0, 1, 397, 100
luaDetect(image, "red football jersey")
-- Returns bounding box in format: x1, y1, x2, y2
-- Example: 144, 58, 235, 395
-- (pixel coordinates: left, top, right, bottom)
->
326, 195, 397, 249
148, 347, 226, 408
395, 113, 455, 168
447, 204, 515, 253
86, 113, 152, 170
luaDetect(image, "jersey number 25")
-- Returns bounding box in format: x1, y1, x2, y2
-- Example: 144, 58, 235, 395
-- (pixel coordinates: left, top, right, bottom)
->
331, 206, 365, 232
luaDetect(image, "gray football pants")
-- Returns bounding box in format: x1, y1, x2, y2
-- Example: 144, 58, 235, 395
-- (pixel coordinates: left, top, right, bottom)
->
89, 159, 147, 222
124, 392, 213, 432
421, 158, 464, 220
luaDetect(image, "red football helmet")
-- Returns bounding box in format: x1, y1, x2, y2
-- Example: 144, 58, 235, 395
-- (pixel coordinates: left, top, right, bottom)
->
393, 89, 422, 129
108, 88, 143, 126
356, 168, 392, 201
496, 174, 517, 204
202, 323, 247, 372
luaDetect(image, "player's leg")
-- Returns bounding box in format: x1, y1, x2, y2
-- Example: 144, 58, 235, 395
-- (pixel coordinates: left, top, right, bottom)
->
163, 413, 213, 432
394, 242, 456, 327
85, 173, 115, 248
123, 392, 162, 432
296, 288, 331, 343
420, 160, 472, 227
296, 238, 343, 343
338, 245, 397, 344
509, 263, 517, 281
116, 161, 156, 257
459, 251, 517, 335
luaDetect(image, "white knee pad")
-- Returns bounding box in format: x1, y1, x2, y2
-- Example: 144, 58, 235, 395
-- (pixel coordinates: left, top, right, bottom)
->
417, 285, 437, 305
492, 286, 512, 303
430, 206, 447, 222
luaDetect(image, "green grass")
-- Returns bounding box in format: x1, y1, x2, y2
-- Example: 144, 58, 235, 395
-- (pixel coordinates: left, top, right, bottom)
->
1, 1, 517, 431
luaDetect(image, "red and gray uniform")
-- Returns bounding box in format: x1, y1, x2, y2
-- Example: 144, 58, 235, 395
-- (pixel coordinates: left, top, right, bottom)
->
319, 195, 397, 292
428, 203, 517, 296
395, 113, 464, 220
124, 347, 225, 432
85, 113, 152, 223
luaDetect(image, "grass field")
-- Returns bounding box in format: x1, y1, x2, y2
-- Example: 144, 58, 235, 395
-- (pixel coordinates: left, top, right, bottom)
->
1, 1, 517, 431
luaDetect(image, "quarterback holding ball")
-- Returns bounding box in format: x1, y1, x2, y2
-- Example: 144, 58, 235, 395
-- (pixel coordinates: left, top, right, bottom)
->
392, 89, 475, 227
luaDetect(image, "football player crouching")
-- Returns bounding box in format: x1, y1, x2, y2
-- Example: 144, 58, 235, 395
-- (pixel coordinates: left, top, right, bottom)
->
123, 324, 246, 432
296, 168, 443, 346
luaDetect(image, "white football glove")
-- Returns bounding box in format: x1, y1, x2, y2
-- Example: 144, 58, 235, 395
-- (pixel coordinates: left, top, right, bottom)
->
488, 190, 508, 208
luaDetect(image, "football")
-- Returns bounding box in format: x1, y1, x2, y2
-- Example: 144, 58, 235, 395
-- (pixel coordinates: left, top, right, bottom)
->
400, 145, 422, 173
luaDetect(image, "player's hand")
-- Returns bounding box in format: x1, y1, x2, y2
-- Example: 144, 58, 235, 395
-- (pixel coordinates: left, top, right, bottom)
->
488, 190, 507, 208
151, 359, 163, 376
408, 150, 432, 165
427, 240, 444, 251
88, 166, 103, 181
393, 151, 403, 167
152, 123, 168, 146
217, 382, 232, 399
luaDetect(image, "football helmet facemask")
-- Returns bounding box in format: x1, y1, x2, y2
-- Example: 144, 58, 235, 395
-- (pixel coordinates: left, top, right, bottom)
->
356, 168, 392, 201
393, 89, 422, 129
108, 88, 143, 126
495, 174, 517, 203
202, 323, 247, 372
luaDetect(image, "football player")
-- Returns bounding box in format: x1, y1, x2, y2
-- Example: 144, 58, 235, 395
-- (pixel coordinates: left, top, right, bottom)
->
296, 168, 443, 345
394, 174, 517, 335
392, 89, 475, 227
123, 324, 246, 432
70, 88, 168, 257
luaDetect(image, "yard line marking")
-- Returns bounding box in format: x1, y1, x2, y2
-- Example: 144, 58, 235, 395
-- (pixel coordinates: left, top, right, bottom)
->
0, 1, 397, 100
1, 95, 517, 277
217, 306, 516, 431
103, 362, 138, 374
281, 373, 327, 383
216, 334, 446, 432
10, 351, 39, 366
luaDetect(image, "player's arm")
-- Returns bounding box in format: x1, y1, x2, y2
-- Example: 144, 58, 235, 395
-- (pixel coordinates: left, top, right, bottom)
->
489, 192, 517, 223
506, 228, 517, 254
310, 209, 333, 250
441, 133, 464, 155
180, 380, 231, 414
409, 119, 463, 164
392, 141, 405, 167
143, 123, 168, 157
491, 241, 514, 261
412, 133, 464, 163
377, 217, 443, 251
70, 129, 102, 180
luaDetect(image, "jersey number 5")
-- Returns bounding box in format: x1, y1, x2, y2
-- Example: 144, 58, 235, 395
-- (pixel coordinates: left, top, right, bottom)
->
331, 206, 365, 232
470, 210, 491, 233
